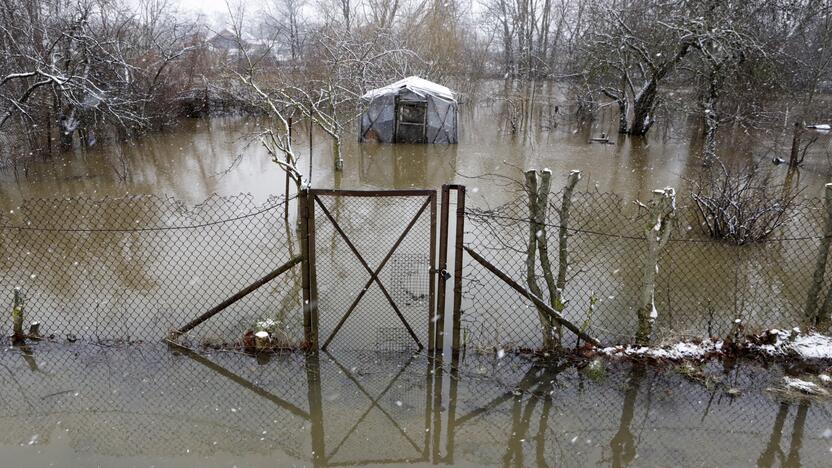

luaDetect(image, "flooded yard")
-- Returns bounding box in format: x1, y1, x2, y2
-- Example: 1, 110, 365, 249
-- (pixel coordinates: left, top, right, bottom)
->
0, 343, 830, 467
3, 86, 832, 467
3, 83, 832, 209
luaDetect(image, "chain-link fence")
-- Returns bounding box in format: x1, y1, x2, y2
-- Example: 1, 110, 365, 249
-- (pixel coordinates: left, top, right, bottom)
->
311, 191, 435, 352
462, 189, 830, 350
0, 194, 303, 345
3, 186, 832, 352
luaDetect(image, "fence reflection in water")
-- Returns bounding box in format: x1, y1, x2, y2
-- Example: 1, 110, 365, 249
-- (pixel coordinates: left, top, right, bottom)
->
0, 343, 829, 466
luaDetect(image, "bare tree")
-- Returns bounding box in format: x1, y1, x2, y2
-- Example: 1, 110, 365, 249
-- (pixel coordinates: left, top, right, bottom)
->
581, 1, 694, 135
689, 160, 801, 245
265, 0, 308, 62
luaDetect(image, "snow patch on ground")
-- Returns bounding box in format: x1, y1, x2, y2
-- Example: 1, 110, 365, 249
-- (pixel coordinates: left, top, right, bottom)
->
599, 330, 832, 362
782, 377, 830, 396
601, 340, 723, 360
751, 330, 832, 359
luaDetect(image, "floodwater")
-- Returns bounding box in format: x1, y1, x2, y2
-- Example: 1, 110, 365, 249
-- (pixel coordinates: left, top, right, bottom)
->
1, 343, 830, 467
2, 82, 832, 349
2, 81, 832, 209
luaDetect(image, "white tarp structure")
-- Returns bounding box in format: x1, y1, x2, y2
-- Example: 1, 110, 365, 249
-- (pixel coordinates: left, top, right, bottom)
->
359, 76, 458, 144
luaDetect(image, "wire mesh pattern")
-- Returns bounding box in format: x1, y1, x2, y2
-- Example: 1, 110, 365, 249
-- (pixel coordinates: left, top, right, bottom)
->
463, 190, 831, 350
3, 186, 831, 352
0, 343, 311, 459
2, 343, 828, 467
448, 355, 832, 467
311, 192, 434, 351
0, 194, 303, 345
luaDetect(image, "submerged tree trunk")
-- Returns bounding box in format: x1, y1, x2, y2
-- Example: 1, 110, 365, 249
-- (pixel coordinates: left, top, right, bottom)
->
11, 289, 25, 344
333, 134, 343, 171
789, 121, 803, 168
702, 71, 719, 166
525, 169, 581, 350
629, 82, 657, 136
636, 188, 675, 344
525, 170, 556, 350
805, 183, 832, 327
602, 88, 629, 134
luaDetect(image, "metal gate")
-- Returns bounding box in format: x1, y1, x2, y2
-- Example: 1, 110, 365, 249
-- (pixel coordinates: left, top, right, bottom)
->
302, 189, 437, 351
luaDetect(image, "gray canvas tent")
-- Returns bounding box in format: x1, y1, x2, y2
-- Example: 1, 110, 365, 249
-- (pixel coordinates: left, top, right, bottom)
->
359, 76, 458, 144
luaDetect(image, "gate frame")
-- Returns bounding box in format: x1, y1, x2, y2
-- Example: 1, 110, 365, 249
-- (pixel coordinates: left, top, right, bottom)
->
301, 188, 438, 352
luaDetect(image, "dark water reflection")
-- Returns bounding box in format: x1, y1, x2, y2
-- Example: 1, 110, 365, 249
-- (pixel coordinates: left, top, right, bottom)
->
1, 343, 830, 467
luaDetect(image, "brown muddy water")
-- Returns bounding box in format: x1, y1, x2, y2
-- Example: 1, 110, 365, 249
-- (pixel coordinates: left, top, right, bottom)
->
4, 86, 832, 466
1, 87, 831, 344
1, 342, 831, 467
2, 82, 832, 209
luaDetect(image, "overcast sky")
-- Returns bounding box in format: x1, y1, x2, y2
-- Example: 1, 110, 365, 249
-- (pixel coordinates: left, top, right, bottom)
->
177, 0, 232, 16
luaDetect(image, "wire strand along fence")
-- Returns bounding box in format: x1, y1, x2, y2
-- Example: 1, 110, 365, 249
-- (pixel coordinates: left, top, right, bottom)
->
2, 186, 832, 351
0, 194, 304, 345
461, 188, 830, 350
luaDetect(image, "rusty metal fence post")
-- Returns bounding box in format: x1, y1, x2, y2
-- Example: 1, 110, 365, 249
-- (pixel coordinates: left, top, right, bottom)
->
428, 191, 438, 352
435, 185, 466, 356
434, 186, 452, 354
452, 186, 466, 354
301, 189, 320, 349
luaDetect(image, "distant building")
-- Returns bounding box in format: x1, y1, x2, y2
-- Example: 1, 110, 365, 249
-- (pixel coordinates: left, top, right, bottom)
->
207, 30, 246, 51
359, 77, 459, 144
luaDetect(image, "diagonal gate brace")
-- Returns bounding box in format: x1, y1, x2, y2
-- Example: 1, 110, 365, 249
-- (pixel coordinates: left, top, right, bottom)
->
316, 195, 431, 350
168, 255, 303, 341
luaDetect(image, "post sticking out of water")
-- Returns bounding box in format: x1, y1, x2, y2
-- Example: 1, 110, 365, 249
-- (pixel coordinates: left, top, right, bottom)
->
806, 183, 832, 327
636, 187, 675, 345
11, 288, 25, 344
28, 321, 40, 338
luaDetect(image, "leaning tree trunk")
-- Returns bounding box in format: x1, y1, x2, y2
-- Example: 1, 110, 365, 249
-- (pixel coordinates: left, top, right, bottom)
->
628, 82, 658, 136
635, 188, 676, 344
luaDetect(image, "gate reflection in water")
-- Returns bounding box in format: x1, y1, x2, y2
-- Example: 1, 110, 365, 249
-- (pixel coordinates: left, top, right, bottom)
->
0, 343, 830, 467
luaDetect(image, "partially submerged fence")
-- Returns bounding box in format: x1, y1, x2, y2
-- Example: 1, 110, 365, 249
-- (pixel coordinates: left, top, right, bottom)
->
3, 181, 832, 353
0, 194, 304, 345
461, 177, 832, 351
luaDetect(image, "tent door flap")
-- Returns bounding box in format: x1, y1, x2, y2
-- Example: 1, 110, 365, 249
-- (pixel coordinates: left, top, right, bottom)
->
395, 100, 427, 144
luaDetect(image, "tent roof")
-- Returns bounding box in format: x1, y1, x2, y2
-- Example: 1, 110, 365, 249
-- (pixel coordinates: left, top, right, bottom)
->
362, 76, 456, 102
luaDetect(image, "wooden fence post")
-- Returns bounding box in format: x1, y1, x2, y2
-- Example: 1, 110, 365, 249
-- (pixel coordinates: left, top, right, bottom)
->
636, 187, 675, 345
11, 288, 24, 344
